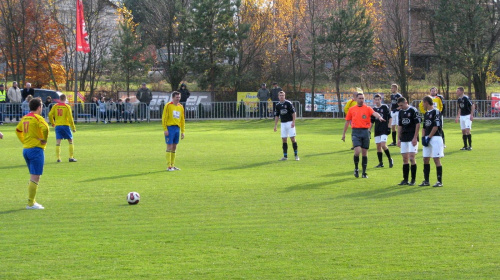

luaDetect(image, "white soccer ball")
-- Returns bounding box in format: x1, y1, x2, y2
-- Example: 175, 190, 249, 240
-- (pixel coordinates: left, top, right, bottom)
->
127, 192, 140, 205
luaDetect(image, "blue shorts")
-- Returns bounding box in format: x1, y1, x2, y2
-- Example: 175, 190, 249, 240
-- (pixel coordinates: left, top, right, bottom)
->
165, 126, 180, 145
55, 126, 73, 140
23, 148, 45, 175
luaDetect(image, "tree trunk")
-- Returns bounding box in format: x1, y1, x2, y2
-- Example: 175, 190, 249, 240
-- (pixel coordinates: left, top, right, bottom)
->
472, 72, 487, 100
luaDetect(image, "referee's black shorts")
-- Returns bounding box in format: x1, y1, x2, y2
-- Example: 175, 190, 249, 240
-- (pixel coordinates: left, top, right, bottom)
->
351, 128, 370, 149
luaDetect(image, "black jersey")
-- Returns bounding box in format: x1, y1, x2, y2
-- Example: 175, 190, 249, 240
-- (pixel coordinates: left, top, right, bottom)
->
423, 108, 442, 137
398, 106, 421, 142
275, 100, 296, 123
458, 95, 473, 116
390, 93, 403, 112
371, 104, 391, 136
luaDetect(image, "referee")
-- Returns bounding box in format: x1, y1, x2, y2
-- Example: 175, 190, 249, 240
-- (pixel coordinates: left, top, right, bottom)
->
342, 93, 386, 178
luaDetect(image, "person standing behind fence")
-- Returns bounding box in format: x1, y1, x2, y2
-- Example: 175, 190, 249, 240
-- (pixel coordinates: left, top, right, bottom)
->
124, 98, 134, 123
388, 84, 403, 146
162, 91, 185, 171
49, 94, 77, 163
136, 82, 152, 123
270, 82, 282, 115
455, 87, 475, 151
99, 97, 107, 123
7, 81, 22, 122
22, 95, 33, 115
257, 83, 270, 119
0, 84, 6, 125
21, 82, 35, 102
178, 83, 190, 109
15, 98, 49, 209
44, 96, 53, 119
116, 99, 124, 122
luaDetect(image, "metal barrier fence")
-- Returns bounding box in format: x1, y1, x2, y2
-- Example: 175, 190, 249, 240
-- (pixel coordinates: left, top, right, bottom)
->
0, 101, 303, 123
410, 100, 499, 118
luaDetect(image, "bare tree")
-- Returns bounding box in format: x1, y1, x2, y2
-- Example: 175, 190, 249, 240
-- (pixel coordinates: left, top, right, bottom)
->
377, 0, 410, 98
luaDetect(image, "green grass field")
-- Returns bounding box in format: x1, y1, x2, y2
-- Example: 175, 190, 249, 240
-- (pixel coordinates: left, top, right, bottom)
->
1, 119, 499, 279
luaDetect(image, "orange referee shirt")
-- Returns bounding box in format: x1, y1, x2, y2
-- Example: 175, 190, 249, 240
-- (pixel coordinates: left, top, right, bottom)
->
346, 104, 374, 129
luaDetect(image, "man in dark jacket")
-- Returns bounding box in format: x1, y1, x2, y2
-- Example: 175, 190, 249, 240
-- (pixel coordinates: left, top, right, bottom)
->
178, 83, 191, 109
136, 82, 152, 122
22, 82, 35, 101
270, 82, 282, 115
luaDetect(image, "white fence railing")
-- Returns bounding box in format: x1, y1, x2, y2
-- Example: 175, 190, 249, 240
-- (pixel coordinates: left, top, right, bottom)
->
0, 101, 303, 123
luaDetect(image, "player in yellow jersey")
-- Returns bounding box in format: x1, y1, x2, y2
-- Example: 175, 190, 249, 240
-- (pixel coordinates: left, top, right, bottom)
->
162, 91, 185, 171
48, 94, 77, 162
418, 87, 443, 114
15, 98, 49, 210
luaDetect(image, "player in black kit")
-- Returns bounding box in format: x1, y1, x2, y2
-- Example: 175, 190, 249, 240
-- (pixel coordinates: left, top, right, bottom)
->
420, 96, 444, 187
388, 84, 403, 146
397, 97, 421, 186
455, 87, 475, 150
274, 91, 299, 161
370, 94, 393, 168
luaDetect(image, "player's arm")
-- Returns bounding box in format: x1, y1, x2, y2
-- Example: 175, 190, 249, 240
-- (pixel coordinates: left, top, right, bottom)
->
180, 106, 185, 139
48, 106, 56, 125
162, 103, 169, 132
67, 105, 76, 132
471, 102, 475, 121
291, 112, 296, 128
419, 101, 425, 114
437, 98, 443, 112
273, 116, 279, 132
372, 112, 385, 122
456, 107, 461, 123
39, 121, 49, 145
341, 120, 350, 142
15, 122, 24, 143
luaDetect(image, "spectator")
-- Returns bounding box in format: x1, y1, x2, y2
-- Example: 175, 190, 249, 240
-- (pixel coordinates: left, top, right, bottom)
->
21, 95, 33, 116
43, 96, 53, 118
257, 83, 270, 119
178, 83, 191, 109
116, 99, 124, 122
21, 82, 35, 102
136, 82, 152, 122
270, 82, 282, 115
124, 98, 134, 123
7, 81, 22, 122
106, 98, 116, 123
92, 97, 99, 119
0, 84, 6, 125
98, 97, 107, 123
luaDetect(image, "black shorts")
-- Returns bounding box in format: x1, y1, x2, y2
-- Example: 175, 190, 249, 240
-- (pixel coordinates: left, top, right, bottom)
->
351, 128, 370, 149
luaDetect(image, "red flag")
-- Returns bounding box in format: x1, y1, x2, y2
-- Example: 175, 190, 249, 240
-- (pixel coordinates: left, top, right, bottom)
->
76, 0, 90, 53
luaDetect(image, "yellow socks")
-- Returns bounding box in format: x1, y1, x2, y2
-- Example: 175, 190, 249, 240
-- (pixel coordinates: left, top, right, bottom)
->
69, 143, 74, 158
166, 150, 172, 167
27, 180, 38, 206
56, 144, 61, 160
171, 151, 176, 167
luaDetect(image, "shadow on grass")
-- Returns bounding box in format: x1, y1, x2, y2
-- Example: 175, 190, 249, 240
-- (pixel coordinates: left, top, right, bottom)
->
281, 177, 352, 193
0, 165, 26, 170
79, 170, 166, 183
0, 208, 25, 215
213, 160, 277, 171
335, 184, 432, 200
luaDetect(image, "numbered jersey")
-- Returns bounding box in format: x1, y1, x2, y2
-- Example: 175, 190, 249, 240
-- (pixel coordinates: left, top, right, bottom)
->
162, 102, 185, 133
15, 113, 50, 149
48, 103, 76, 130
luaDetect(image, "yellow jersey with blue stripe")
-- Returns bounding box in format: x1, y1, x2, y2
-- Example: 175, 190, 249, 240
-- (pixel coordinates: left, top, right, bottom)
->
48, 103, 76, 130
419, 96, 443, 114
16, 113, 50, 149
162, 102, 185, 133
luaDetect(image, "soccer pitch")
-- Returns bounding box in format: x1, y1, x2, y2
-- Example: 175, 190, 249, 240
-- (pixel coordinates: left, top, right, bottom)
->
1, 119, 499, 279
